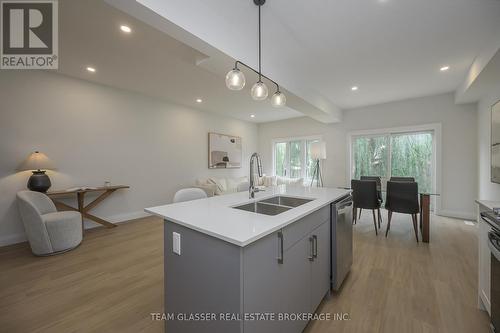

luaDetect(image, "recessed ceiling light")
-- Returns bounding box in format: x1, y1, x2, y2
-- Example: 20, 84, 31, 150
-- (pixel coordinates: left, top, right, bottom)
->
250, 114, 255, 118
120, 25, 132, 33
351, 86, 359, 91
196, 98, 203, 103
86, 67, 96, 73
440, 66, 450, 72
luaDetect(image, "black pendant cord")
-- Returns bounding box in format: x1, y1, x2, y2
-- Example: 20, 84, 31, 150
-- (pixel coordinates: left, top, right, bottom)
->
232, 0, 282, 94
258, 3, 262, 82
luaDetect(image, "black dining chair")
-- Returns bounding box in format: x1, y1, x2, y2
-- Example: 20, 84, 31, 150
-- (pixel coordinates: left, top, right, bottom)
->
385, 181, 420, 242
359, 176, 383, 222
390, 176, 415, 182
351, 179, 382, 235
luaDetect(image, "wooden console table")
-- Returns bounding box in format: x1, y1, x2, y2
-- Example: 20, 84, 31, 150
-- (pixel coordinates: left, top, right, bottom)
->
47, 185, 130, 233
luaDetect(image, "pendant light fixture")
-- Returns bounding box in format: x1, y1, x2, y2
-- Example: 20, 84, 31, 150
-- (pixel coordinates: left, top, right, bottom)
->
225, 0, 286, 108
225, 68, 246, 90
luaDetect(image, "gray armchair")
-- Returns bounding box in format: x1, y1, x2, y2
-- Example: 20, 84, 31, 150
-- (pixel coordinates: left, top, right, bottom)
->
17, 190, 82, 256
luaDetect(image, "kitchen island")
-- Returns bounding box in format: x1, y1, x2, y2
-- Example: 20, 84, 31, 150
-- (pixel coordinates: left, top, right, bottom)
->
146, 185, 351, 333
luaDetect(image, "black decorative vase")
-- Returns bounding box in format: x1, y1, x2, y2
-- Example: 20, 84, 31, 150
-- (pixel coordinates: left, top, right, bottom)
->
27, 170, 51, 193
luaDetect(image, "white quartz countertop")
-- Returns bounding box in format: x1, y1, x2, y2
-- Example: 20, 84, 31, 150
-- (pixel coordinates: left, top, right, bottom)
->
476, 199, 500, 211
145, 186, 351, 247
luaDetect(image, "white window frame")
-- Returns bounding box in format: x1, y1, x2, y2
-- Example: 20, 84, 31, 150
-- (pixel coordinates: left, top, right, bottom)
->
347, 123, 442, 215
272, 135, 322, 181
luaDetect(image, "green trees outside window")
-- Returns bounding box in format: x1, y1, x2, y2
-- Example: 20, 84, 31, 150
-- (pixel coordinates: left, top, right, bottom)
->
275, 142, 287, 176
274, 138, 320, 180
352, 132, 433, 193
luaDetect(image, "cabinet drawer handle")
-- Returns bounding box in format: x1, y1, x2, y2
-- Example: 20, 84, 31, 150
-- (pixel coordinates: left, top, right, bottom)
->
313, 235, 318, 258
277, 231, 284, 264
308, 237, 314, 261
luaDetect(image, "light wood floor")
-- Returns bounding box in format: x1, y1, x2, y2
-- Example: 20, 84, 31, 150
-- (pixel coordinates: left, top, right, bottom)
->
0, 213, 490, 333
0, 217, 164, 333
307, 212, 490, 333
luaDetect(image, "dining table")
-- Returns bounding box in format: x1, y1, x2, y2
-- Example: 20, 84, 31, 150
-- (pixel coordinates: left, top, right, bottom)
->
339, 186, 440, 243
417, 192, 440, 243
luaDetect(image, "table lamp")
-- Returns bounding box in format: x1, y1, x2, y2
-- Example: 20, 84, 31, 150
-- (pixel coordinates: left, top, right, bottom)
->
310, 142, 326, 187
18, 151, 56, 192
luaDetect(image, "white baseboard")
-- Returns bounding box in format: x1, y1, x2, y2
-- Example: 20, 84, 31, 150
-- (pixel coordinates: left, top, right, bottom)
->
0, 233, 27, 247
83, 210, 151, 229
437, 209, 475, 221
0, 210, 152, 247
107, 210, 151, 223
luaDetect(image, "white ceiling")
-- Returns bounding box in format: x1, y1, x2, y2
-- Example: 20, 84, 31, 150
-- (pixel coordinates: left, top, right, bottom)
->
58, 0, 500, 124
56, 0, 308, 123
119, 0, 500, 111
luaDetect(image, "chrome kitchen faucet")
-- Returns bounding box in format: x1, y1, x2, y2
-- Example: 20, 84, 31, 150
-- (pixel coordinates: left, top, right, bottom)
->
249, 153, 263, 199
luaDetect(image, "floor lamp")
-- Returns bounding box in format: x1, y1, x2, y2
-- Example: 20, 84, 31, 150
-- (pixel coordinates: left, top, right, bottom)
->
310, 142, 326, 187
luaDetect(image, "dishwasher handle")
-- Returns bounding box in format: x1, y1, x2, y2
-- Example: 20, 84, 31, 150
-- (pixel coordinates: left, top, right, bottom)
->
336, 195, 353, 211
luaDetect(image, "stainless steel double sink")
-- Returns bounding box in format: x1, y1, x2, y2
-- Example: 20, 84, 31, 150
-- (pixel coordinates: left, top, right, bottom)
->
233, 196, 315, 216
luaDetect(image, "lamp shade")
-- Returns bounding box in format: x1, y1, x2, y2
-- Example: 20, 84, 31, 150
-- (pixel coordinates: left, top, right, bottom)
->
310, 142, 327, 160
18, 151, 56, 171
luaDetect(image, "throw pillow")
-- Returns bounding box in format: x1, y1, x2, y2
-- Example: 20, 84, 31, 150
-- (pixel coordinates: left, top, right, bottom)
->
207, 177, 227, 195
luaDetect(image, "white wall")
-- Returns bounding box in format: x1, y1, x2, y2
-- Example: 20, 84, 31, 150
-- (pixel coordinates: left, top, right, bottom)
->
258, 93, 477, 219
0, 71, 258, 246
478, 94, 500, 201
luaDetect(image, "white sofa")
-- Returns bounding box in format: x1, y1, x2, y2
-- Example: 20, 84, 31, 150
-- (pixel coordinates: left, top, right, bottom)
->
195, 175, 304, 197
257, 175, 304, 187
195, 176, 249, 197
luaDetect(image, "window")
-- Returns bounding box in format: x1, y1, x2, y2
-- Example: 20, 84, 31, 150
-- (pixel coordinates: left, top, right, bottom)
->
274, 142, 287, 177
273, 137, 320, 181
351, 135, 389, 180
390, 132, 433, 194
351, 130, 434, 194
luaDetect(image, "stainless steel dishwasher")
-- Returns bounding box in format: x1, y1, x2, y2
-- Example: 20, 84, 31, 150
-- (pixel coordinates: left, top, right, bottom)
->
331, 194, 353, 291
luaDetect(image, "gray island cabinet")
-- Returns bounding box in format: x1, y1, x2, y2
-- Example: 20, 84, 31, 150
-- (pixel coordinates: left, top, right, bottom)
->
145, 186, 352, 333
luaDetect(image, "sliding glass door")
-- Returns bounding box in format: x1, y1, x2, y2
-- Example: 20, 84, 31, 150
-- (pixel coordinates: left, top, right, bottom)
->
351, 131, 434, 193
351, 135, 389, 180
390, 132, 433, 193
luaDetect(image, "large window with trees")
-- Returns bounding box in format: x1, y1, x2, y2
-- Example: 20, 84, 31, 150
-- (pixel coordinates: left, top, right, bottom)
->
351, 130, 434, 194
273, 137, 320, 181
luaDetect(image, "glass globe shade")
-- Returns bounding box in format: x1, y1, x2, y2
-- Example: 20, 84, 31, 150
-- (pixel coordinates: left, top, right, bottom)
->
251, 81, 268, 101
225, 69, 245, 90
271, 91, 286, 107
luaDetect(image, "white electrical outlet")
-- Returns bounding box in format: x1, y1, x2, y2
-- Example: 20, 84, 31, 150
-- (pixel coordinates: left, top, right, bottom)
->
173, 232, 181, 255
